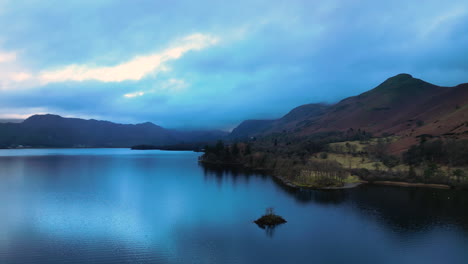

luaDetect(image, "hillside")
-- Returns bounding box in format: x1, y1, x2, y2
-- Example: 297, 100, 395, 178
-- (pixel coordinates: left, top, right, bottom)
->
202, 74, 468, 189
230, 104, 329, 139
0, 114, 228, 148
230, 74, 468, 153
229, 120, 275, 139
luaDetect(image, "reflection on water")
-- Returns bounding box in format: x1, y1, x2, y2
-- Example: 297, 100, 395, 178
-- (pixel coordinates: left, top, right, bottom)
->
202, 163, 468, 233
0, 149, 467, 264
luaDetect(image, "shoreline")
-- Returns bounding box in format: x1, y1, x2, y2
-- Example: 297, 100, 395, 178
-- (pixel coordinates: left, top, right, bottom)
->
275, 175, 366, 190
372, 181, 451, 189
200, 160, 454, 191
274, 175, 453, 190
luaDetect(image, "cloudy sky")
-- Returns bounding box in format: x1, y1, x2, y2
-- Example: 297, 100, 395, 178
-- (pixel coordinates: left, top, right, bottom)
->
0, 0, 467, 130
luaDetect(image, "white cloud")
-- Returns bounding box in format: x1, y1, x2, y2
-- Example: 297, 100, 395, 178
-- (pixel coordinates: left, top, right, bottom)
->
0, 50, 35, 90
11, 72, 32, 82
39, 33, 219, 83
0, 33, 218, 91
124, 91, 145, 98
0, 51, 16, 63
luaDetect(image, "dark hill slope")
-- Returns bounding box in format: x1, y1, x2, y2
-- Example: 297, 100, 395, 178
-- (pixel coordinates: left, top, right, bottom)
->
230, 104, 329, 139
300, 74, 445, 134
298, 74, 468, 152
229, 119, 274, 139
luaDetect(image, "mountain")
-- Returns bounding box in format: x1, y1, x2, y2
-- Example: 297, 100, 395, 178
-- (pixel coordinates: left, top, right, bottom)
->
0, 114, 228, 148
230, 74, 468, 152
230, 103, 329, 139
229, 120, 275, 139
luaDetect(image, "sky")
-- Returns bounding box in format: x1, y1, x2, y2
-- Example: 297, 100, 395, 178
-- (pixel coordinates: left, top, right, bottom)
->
0, 0, 467, 130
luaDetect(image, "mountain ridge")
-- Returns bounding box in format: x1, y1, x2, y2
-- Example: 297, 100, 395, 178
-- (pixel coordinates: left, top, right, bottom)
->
0, 114, 228, 148
229, 73, 468, 153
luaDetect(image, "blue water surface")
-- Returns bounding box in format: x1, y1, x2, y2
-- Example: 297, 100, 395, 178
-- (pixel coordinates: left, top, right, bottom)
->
0, 149, 467, 264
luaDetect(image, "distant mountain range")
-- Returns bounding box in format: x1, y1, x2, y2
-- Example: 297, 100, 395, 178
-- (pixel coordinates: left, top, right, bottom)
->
230, 74, 468, 153
0, 114, 228, 148
2, 74, 466, 151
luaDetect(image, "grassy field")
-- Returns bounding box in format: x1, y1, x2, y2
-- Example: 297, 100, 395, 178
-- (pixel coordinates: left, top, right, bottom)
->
313, 152, 411, 172
313, 152, 468, 185
291, 174, 361, 188
328, 136, 399, 154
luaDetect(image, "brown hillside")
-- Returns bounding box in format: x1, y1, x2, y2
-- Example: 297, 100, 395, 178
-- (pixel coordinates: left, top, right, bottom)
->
230, 74, 468, 153
299, 74, 468, 152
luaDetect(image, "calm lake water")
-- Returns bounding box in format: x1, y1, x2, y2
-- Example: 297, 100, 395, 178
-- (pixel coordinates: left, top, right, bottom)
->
0, 149, 467, 264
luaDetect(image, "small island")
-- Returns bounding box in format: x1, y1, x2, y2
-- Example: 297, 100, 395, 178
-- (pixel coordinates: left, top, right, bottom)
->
254, 208, 287, 229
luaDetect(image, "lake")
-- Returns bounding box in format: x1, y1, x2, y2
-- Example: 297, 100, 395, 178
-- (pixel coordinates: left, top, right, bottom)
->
0, 149, 467, 264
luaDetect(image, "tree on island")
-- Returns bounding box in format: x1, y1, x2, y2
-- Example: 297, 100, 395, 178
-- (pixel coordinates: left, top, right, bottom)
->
254, 207, 286, 229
